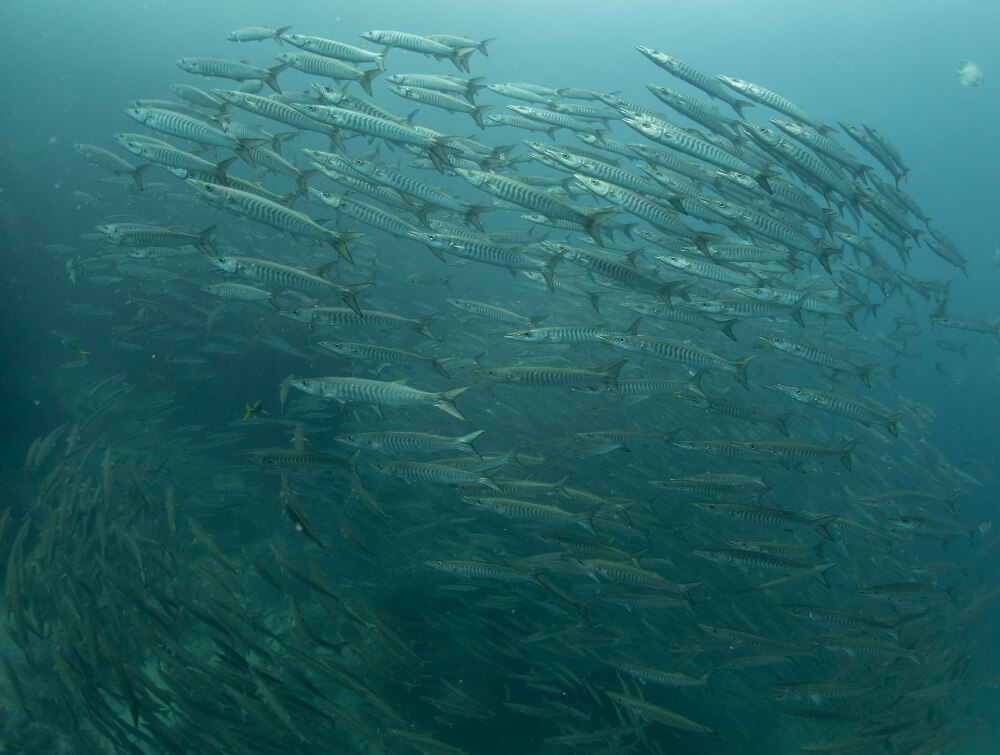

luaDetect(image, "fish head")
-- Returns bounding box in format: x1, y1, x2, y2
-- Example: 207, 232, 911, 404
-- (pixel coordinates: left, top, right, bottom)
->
277, 308, 313, 323
123, 107, 148, 124
360, 30, 384, 44
717, 75, 747, 91
273, 52, 295, 64
176, 58, 199, 73
308, 187, 342, 208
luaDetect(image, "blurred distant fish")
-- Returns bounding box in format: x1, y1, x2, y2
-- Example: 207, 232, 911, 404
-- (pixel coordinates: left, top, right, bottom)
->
956, 60, 983, 87
227, 26, 292, 45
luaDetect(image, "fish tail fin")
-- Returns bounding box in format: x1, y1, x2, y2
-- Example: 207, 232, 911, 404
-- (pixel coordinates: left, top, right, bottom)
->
435, 386, 470, 421
266, 63, 289, 94
733, 355, 754, 391
687, 370, 706, 398
242, 403, 253, 420
416, 314, 441, 341
602, 359, 628, 397
541, 249, 565, 292
945, 492, 963, 519
588, 291, 603, 312
844, 304, 863, 331
885, 412, 905, 438
457, 429, 486, 457
196, 224, 218, 255
430, 357, 454, 380
719, 319, 739, 342
132, 163, 151, 191
464, 204, 493, 232
583, 210, 617, 247
813, 562, 837, 588
472, 104, 493, 130
478, 37, 496, 56
730, 98, 754, 119
857, 363, 878, 387
791, 295, 807, 328
814, 515, 838, 542
839, 437, 863, 471
360, 67, 382, 97
775, 412, 794, 437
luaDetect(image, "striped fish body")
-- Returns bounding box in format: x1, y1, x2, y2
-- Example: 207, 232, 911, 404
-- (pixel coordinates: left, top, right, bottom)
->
337, 430, 483, 455
636, 46, 750, 116
185, 180, 359, 262
770, 384, 901, 436
124, 108, 240, 151
598, 334, 753, 390
717, 76, 827, 133
308, 188, 420, 239
278, 307, 440, 340
730, 438, 861, 471
176, 57, 286, 93
282, 34, 386, 68
316, 342, 452, 378
288, 376, 468, 420
462, 497, 592, 531
274, 52, 380, 95
376, 462, 498, 490
212, 90, 338, 135
456, 169, 612, 246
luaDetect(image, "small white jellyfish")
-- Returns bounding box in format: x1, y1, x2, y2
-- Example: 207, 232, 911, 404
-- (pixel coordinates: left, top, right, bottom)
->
956, 59, 983, 87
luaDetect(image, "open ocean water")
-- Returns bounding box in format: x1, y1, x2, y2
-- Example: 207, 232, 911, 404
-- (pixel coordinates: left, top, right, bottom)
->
0, 1, 997, 753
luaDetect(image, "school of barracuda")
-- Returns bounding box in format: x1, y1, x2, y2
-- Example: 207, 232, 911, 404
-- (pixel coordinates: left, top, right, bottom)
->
6, 21, 999, 754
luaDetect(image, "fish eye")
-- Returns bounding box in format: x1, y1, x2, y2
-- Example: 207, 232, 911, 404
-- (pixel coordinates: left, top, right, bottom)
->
794, 388, 802, 395
754, 288, 763, 294
487, 370, 496, 376
301, 379, 309, 386
204, 184, 214, 192
616, 336, 626, 343
427, 234, 436, 240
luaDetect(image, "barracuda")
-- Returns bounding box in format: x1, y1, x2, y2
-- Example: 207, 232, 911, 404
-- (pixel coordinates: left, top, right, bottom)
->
455, 169, 615, 246
206, 254, 372, 313
623, 115, 773, 192
114, 133, 233, 183
275, 51, 381, 95
573, 175, 696, 237
769, 383, 903, 437
757, 334, 877, 386
730, 437, 862, 471
308, 188, 422, 239
185, 179, 361, 262
292, 103, 458, 172
211, 89, 341, 137
597, 333, 754, 390
337, 430, 483, 455
176, 57, 287, 93
410, 232, 562, 290
636, 46, 752, 116
389, 85, 492, 128
287, 376, 469, 420
718, 76, 830, 132
279, 306, 440, 340
281, 33, 386, 69
316, 342, 454, 378
692, 501, 837, 540
474, 359, 628, 396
